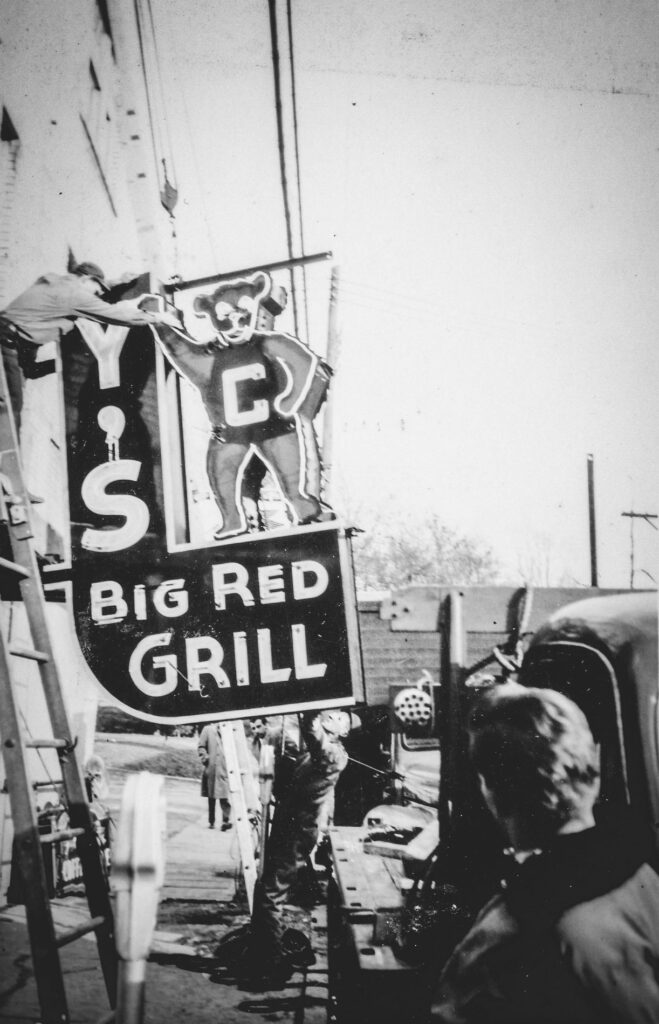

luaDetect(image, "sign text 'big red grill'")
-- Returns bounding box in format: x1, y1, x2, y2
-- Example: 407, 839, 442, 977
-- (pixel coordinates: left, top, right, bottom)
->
49, 272, 363, 723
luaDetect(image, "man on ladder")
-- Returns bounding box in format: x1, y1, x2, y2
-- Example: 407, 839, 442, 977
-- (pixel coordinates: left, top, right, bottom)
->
0, 285, 164, 1023
0, 261, 177, 428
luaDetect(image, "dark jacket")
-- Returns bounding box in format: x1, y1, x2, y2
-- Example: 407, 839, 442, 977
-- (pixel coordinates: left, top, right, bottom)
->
197, 724, 229, 800
431, 821, 659, 1023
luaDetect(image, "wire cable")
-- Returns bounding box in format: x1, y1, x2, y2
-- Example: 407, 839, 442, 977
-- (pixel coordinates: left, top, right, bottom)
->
178, 84, 220, 268
268, 0, 299, 336
286, 0, 310, 343
145, 0, 178, 186
132, 0, 163, 187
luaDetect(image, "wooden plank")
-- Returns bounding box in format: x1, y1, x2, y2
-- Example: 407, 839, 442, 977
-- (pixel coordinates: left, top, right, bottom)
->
359, 845, 407, 912
351, 923, 415, 972
329, 828, 406, 921
330, 828, 374, 917
219, 722, 257, 912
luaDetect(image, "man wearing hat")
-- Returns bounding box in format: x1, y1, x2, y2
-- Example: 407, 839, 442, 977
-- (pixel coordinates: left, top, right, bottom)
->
0, 262, 175, 427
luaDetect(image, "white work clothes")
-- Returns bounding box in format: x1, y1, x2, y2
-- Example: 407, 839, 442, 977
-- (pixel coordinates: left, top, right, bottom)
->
1, 272, 157, 346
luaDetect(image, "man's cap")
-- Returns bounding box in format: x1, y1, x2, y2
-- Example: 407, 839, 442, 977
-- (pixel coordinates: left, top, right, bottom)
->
319, 709, 352, 738
73, 262, 107, 290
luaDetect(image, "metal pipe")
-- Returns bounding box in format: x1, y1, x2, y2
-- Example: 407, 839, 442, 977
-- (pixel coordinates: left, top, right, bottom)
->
438, 592, 464, 843
164, 251, 332, 294
587, 454, 598, 587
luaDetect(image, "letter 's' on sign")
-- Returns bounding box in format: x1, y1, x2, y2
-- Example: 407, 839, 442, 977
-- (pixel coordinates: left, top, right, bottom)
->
48, 272, 363, 725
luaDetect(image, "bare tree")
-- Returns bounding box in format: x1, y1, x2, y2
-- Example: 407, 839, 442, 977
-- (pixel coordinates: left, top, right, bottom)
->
516, 532, 575, 587
348, 510, 498, 590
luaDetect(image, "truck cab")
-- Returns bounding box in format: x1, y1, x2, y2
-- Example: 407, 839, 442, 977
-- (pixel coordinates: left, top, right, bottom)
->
519, 590, 659, 856
328, 586, 657, 1023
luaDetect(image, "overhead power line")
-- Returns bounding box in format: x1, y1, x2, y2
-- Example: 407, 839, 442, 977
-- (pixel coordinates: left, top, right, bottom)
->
267, 0, 299, 336
132, 0, 162, 188
286, 0, 310, 342
621, 510, 658, 589
178, 84, 220, 269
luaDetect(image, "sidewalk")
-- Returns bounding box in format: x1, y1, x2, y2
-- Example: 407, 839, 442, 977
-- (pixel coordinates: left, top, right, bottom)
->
0, 782, 330, 1023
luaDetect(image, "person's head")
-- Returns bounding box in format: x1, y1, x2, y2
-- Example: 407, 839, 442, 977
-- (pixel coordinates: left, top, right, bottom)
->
73, 261, 107, 296
468, 683, 600, 850
84, 754, 105, 779
318, 709, 352, 740
250, 717, 268, 739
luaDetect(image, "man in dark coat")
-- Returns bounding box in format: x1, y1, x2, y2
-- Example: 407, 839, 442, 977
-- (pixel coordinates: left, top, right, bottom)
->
238, 709, 351, 988
197, 722, 231, 830
431, 683, 659, 1023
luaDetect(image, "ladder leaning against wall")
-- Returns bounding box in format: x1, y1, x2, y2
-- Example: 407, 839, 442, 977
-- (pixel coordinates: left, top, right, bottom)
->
0, 356, 117, 1024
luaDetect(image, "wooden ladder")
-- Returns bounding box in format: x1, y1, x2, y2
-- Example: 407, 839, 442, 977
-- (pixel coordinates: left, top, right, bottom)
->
219, 720, 259, 910
0, 357, 117, 1023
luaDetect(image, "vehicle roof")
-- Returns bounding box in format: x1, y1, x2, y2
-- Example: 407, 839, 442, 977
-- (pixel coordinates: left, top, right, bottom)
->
528, 591, 657, 696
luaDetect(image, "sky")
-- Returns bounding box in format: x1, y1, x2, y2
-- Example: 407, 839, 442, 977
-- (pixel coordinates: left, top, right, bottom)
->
150, 0, 659, 588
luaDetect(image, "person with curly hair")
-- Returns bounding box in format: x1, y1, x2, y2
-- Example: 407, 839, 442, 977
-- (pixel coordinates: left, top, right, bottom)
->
431, 683, 659, 1023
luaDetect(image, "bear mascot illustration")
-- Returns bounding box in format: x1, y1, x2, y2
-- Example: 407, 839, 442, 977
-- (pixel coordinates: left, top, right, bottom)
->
148, 271, 332, 539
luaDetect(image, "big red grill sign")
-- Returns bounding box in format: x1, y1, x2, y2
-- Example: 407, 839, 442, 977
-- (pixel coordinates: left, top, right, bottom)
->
48, 274, 363, 724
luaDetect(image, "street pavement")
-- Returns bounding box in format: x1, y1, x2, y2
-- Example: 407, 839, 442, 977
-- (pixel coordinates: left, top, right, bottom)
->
0, 770, 330, 1024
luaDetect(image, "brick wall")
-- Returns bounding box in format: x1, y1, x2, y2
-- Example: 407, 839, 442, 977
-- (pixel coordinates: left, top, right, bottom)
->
358, 601, 441, 706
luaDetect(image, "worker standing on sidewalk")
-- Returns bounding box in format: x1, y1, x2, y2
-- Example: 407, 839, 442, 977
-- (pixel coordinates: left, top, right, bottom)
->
238, 708, 352, 989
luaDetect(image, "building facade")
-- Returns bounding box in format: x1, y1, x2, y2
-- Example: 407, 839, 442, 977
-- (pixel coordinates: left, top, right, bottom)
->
0, 0, 174, 901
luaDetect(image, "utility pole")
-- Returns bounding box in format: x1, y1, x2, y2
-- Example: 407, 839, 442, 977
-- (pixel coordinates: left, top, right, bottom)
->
587, 454, 598, 586
321, 266, 341, 506
620, 510, 658, 589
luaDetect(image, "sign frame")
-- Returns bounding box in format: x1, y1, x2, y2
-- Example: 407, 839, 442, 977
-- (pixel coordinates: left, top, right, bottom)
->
45, 277, 364, 724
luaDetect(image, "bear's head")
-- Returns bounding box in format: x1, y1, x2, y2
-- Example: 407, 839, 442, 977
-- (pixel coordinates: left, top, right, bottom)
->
192, 271, 287, 346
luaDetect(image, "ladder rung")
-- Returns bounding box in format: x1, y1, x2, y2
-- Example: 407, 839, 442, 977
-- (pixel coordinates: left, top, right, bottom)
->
9, 643, 49, 663
33, 779, 63, 790
40, 827, 85, 845
55, 915, 106, 948
25, 738, 69, 749
0, 555, 30, 578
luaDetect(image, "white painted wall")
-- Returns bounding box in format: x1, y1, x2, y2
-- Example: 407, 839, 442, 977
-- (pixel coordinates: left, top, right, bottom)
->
0, 0, 173, 902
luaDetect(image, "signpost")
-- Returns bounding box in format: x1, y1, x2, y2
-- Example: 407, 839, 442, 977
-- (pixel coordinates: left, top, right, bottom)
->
46, 273, 364, 724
